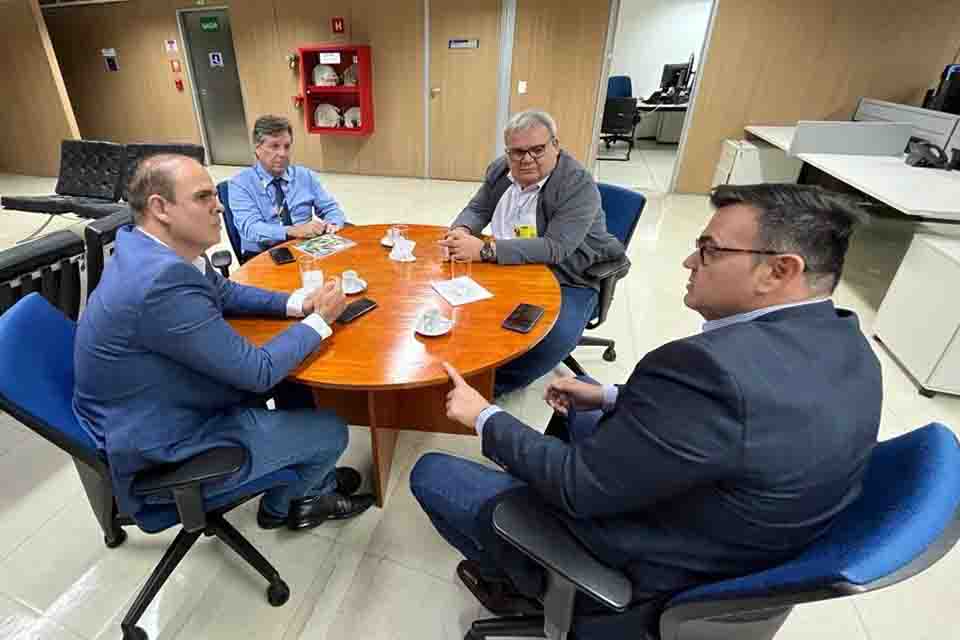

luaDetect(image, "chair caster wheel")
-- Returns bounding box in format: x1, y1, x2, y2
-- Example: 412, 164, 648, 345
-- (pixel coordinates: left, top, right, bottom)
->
267, 579, 290, 606
105, 528, 127, 549
122, 625, 147, 640
919, 388, 936, 398
603, 347, 616, 362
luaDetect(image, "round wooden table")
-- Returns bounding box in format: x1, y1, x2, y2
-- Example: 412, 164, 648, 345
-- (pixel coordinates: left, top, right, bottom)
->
228, 224, 561, 504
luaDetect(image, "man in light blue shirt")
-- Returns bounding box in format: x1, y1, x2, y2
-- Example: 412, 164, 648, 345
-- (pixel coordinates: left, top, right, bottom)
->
229, 115, 347, 260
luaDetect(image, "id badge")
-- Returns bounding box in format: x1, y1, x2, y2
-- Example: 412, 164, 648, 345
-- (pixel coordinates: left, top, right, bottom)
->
514, 224, 537, 239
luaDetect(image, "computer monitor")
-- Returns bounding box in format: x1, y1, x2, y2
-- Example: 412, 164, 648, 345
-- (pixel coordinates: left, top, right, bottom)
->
660, 63, 691, 93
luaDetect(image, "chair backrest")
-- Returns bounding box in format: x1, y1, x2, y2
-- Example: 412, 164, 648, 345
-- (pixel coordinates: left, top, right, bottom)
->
608, 75, 633, 99
84, 208, 135, 296
122, 143, 206, 201
598, 183, 645, 251
54, 139, 125, 201
0, 294, 102, 470
217, 180, 246, 263
601, 97, 638, 135
0, 230, 86, 321
662, 423, 960, 629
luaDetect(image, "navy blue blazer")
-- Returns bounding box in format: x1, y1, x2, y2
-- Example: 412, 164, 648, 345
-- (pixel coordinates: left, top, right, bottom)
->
73, 227, 323, 516
483, 301, 882, 596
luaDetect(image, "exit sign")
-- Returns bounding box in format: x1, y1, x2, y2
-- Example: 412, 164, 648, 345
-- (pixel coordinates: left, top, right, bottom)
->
331, 16, 345, 34
200, 17, 220, 32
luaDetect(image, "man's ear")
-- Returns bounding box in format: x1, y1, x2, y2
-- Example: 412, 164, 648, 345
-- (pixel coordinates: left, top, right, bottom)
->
145, 194, 171, 224
757, 254, 805, 293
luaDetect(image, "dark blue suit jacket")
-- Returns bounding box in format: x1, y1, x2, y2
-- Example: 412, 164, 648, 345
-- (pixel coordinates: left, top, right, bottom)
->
73, 227, 323, 516
483, 301, 882, 596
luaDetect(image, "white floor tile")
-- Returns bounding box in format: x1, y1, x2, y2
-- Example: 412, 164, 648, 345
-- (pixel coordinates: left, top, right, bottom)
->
774, 598, 869, 640
0, 592, 84, 640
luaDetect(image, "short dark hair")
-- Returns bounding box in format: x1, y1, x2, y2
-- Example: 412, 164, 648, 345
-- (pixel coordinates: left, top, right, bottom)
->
710, 184, 867, 293
126, 154, 188, 224
253, 115, 293, 146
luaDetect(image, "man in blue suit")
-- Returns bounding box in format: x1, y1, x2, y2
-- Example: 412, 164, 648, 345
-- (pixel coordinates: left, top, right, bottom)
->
410, 184, 882, 625
74, 154, 374, 531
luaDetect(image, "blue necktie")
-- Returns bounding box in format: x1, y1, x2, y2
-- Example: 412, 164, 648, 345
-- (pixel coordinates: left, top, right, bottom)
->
271, 177, 292, 226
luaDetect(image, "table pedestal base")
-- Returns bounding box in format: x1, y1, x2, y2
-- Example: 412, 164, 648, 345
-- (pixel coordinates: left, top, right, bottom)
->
311, 369, 493, 506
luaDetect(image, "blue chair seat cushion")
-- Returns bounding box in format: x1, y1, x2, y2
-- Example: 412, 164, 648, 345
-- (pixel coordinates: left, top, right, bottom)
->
135, 467, 299, 533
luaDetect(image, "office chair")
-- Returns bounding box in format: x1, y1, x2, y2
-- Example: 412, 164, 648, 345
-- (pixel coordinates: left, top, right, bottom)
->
217, 180, 247, 268
70, 143, 207, 220
563, 184, 645, 378
84, 208, 134, 294
607, 76, 633, 99
0, 230, 85, 320
465, 422, 960, 640
599, 97, 639, 161
0, 294, 294, 640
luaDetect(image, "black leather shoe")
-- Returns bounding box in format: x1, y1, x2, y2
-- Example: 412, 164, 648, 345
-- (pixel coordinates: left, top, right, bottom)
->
287, 492, 376, 530
256, 500, 288, 530
335, 467, 362, 496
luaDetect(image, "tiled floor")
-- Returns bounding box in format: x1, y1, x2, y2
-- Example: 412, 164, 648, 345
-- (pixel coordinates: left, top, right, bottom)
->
1, 161, 959, 640
596, 138, 678, 192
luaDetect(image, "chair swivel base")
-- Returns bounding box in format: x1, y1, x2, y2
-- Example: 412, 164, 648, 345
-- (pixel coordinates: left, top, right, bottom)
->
465, 614, 547, 640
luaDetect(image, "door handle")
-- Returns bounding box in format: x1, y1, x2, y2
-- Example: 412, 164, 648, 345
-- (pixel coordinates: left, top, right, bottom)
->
430, 87, 441, 98
200, 89, 209, 96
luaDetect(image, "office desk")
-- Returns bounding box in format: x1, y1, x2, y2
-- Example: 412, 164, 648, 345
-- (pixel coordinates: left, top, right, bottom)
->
228, 224, 562, 505
638, 102, 689, 143
745, 125, 960, 221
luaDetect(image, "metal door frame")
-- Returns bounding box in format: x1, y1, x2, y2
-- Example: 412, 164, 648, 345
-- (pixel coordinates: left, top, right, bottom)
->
177, 5, 248, 166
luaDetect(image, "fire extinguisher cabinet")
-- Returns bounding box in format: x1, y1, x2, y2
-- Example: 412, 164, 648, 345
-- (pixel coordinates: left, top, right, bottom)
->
296, 44, 374, 136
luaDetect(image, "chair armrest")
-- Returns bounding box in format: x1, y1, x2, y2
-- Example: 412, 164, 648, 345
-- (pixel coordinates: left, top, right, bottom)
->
132, 446, 246, 534
493, 493, 632, 612
585, 256, 631, 282
132, 446, 246, 495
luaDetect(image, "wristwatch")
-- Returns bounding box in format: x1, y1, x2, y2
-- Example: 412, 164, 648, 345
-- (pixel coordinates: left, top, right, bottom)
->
480, 239, 496, 263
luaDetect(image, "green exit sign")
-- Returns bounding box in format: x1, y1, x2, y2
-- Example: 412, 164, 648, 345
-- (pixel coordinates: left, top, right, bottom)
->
200, 17, 219, 32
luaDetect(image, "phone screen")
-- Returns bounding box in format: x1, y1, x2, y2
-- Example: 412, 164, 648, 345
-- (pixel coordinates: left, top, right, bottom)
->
270, 247, 295, 264
503, 304, 545, 333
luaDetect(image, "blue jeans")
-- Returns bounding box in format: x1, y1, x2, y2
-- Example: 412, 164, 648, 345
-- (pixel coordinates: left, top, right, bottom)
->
204, 405, 348, 517
410, 405, 604, 597
494, 285, 598, 396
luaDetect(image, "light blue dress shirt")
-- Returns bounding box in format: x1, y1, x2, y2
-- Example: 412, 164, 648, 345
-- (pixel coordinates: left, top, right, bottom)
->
228, 162, 346, 254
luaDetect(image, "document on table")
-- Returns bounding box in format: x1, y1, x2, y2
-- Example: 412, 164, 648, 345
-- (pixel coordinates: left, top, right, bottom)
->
431, 277, 493, 306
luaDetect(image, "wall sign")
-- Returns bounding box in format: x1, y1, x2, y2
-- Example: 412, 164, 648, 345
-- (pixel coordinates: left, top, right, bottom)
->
209, 51, 224, 67
170, 59, 182, 73
200, 17, 220, 32
319, 52, 341, 64
101, 48, 119, 72
164, 39, 178, 54
448, 39, 480, 49
331, 17, 345, 34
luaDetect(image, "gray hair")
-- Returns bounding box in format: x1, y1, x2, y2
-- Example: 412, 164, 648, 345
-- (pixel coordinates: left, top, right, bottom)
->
127, 154, 189, 225
252, 115, 293, 146
710, 184, 868, 293
504, 110, 558, 142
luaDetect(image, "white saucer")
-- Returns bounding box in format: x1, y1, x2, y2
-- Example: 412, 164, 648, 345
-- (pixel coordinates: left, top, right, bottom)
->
415, 318, 453, 337
343, 279, 367, 295
380, 237, 394, 248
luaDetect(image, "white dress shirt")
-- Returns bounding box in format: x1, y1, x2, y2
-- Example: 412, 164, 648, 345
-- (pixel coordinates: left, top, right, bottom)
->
489, 172, 551, 240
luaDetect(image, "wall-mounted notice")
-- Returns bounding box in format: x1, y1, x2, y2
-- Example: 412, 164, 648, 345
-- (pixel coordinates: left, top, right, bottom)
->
449, 39, 479, 49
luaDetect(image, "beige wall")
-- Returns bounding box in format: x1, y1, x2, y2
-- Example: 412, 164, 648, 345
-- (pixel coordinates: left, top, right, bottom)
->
510, 0, 611, 166
676, 0, 960, 194
0, 0, 78, 176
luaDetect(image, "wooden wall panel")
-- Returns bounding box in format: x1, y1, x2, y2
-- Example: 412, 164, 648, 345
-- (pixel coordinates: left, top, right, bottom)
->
45, 0, 424, 177
45, 0, 205, 145
0, 0, 78, 176
676, 0, 960, 194
509, 0, 611, 166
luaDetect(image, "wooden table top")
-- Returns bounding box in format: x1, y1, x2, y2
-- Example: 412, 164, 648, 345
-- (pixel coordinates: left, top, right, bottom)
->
228, 224, 561, 390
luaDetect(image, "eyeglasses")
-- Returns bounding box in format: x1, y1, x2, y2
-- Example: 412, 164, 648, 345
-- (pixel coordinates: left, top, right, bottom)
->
506, 139, 555, 162
695, 239, 781, 266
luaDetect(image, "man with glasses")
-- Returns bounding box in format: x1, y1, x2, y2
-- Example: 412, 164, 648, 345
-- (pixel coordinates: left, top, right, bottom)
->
230, 115, 347, 262
441, 110, 624, 396
413, 184, 881, 629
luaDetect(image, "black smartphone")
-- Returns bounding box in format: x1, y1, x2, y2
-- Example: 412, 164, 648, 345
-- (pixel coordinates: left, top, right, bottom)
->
269, 247, 295, 265
502, 303, 545, 333
337, 298, 378, 324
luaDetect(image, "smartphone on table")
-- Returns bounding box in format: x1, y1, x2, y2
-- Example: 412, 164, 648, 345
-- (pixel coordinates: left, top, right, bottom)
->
502, 303, 545, 333
269, 247, 295, 265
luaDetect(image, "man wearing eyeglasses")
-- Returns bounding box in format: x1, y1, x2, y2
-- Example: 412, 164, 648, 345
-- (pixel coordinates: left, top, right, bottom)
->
441, 110, 625, 397
413, 184, 882, 627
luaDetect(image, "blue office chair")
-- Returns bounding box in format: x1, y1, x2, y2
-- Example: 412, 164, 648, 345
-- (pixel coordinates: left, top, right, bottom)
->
0, 294, 295, 640
465, 422, 960, 640
607, 76, 633, 99
563, 183, 646, 377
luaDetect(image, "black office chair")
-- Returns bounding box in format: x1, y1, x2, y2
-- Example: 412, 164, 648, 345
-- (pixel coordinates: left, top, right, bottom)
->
0, 293, 294, 640
71, 143, 207, 220
84, 208, 135, 295
599, 97, 639, 161
217, 180, 247, 265
563, 184, 645, 378
0, 230, 85, 320
465, 421, 960, 640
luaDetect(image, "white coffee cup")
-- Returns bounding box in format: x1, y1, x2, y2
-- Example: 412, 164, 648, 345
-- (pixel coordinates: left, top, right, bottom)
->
342, 270, 361, 290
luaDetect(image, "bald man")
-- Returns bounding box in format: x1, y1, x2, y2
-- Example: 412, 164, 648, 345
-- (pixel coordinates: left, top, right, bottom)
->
73, 154, 374, 531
